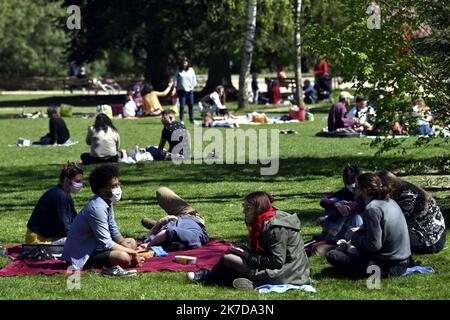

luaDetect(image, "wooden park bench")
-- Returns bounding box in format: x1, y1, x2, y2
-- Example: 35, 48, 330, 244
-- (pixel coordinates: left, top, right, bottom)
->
265, 77, 297, 93
62, 77, 92, 93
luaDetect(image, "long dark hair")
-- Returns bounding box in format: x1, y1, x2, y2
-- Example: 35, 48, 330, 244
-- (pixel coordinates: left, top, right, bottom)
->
357, 173, 390, 201
179, 57, 189, 71
243, 192, 274, 216
215, 85, 226, 105
140, 83, 153, 96
377, 170, 430, 202
94, 113, 117, 133
343, 164, 360, 185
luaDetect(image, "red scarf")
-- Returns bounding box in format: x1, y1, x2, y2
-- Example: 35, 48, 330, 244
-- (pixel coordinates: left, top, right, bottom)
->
249, 207, 276, 253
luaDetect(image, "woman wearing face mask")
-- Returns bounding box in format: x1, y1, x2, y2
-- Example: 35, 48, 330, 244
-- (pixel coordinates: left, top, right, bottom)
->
25, 162, 84, 245
63, 165, 144, 272
308, 165, 364, 256
188, 192, 311, 290
326, 173, 411, 278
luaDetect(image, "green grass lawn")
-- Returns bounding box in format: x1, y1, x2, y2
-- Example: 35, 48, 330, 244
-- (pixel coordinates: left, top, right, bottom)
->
0, 96, 449, 300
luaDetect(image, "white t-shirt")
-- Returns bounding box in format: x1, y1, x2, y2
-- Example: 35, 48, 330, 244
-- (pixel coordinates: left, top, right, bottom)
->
348, 105, 375, 123
123, 100, 137, 117
209, 92, 226, 110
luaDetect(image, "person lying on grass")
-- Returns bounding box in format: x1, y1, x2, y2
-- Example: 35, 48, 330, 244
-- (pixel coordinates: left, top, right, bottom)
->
25, 162, 83, 245
309, 164, 363, 257
326, 173, 412, 278
139, 187, 208, 251
187, 192, 311, 290
62, 165, 144, 270
378, 170, 446, 254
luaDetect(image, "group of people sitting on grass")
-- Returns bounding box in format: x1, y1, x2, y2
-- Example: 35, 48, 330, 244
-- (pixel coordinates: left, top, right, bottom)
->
23, 160, 445, 289
78, 108, 189, 165
326, 92, 439, 137
308, 164, 446, 278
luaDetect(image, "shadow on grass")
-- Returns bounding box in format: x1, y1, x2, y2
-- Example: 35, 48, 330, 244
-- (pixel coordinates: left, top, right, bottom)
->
0, 95, 125, 107
2, 156, 450, 194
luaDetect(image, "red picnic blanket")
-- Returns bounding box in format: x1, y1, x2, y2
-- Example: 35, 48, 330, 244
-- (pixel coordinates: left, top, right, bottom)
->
0, 240, 231, 277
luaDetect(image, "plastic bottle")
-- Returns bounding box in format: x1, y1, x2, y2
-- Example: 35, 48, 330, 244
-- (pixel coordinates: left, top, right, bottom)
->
0, 242, 7, 255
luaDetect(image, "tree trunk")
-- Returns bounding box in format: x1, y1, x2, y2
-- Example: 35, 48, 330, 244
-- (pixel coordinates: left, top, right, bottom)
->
294, 0, 304, 108
201, 51, 237, 99
145, 23, 171, 91
238, 0, 258, 109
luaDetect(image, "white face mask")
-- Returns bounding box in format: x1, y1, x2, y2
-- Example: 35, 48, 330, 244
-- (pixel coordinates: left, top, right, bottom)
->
111, 186, 122, 203
70, 181, 83, 193
346, 183, 356, 193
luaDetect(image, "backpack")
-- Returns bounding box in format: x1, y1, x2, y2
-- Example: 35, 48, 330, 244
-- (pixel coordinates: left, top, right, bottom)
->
96, 104, 113, 118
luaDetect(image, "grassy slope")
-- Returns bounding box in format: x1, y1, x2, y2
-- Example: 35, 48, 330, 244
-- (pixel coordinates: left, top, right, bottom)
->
0, 97, 448, 300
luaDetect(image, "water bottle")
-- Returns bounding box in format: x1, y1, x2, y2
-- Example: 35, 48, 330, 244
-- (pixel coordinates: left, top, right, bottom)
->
0, 242, 7, 255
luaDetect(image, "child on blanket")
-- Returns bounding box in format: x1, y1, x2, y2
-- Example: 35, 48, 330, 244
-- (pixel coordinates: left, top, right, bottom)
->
309, 164, 363, 256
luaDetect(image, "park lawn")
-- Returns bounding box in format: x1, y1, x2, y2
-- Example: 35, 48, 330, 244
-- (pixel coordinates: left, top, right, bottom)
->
0, 98, 449, 300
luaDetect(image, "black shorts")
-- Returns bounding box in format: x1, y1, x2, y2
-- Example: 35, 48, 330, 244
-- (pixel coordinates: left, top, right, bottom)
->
84, 250, 112, 269
218, 108, 230, 116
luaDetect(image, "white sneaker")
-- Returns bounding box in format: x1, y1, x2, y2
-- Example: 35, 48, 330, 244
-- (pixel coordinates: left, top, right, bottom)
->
101, 265, 137, 277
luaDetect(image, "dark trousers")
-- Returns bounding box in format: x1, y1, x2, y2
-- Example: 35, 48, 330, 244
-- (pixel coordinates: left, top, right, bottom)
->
410, 231, 446, 254
81, 153, 119, 165
177, 90, 194, 123
326, 249, 408, 278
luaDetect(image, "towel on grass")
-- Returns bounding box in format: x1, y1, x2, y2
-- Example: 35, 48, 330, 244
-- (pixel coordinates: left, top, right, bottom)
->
149, 246, 169, 257
401, 266, 435, 277
255, 284, 316, 294
0, 240, 231, 277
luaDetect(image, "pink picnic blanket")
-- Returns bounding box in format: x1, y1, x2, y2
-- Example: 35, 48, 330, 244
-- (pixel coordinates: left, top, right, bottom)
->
0, 240, 231, 277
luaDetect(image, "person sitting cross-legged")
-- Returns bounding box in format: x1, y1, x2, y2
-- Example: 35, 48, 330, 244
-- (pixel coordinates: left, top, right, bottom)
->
25, 162, 83, 245
62, 165, 144, 271
146, 109, 189, 160
325, 173, 412, 278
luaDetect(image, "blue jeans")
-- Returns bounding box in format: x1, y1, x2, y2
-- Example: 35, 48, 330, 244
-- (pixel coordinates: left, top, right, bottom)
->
178, 90, 194, 122
414, 123, 432, 136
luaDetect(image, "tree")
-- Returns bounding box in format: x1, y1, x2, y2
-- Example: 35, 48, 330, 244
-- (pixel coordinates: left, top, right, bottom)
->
63, 0, 206, 90
0, 0, 68, 77
294, 0, 303, 108
303, 0, 449, 152
238, 0, 257, 109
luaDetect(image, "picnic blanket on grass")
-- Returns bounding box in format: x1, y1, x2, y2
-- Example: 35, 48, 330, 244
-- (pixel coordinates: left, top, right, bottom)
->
0, 240, 231, 277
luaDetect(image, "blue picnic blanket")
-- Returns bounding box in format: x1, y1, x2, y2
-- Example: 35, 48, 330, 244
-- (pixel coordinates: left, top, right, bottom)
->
401, 266, 434, 276
255, 284, 316, 294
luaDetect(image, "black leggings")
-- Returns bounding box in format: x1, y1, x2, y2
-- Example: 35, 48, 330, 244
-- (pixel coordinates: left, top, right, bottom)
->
409, 231, 446, 254
81, 153, 119, 165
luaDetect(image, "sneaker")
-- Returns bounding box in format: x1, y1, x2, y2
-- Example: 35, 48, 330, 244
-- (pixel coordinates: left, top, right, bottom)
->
141, 218, 157, 230
187, 270, 210, 282
232, 278, 255, 290
101, 265, 137, 277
